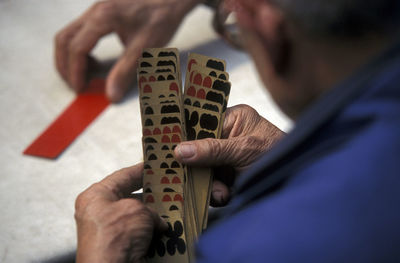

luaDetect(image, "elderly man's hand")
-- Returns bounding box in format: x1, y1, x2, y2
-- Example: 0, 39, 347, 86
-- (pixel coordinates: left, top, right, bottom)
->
174, 104, 284, 206
75, 163, 167, 263
55, 0, 199, 102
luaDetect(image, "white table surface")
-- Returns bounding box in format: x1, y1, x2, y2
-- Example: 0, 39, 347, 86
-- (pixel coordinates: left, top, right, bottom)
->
0, 1, 291, 262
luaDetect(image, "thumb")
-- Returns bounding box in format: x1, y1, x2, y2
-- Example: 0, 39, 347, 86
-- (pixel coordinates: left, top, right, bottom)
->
106, 49, 139, 102
174, 136, 266, 168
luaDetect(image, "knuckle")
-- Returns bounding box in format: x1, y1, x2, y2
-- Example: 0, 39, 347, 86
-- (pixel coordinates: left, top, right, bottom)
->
237, 104, 258, 118
91, 1, 115, 21
242, 135, 260, 148
205, 138, 223, 158
74, 183, 101, 218
55, 30, 68, 46
74, 191, 90, 220
68, 41, 84, 56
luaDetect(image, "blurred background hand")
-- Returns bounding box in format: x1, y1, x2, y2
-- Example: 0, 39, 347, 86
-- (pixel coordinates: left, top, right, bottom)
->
55, 0, 200, 102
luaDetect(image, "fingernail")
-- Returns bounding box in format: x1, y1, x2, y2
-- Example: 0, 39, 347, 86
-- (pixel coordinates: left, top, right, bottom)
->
108, 89, 121, 102
176, 143, 196, 159
107, 84, 123, 102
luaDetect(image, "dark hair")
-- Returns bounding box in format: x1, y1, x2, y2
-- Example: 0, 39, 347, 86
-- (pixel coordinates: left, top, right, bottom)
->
272, 0, 400, 37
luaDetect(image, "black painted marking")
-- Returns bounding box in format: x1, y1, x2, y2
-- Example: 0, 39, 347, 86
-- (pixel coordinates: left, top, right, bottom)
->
157, 60, 176, 72
202, 103, 219, 112
145, 107, 154, 115
206, 91, 224, 105
145, 119, 154, 126
197, 130, 216, 139
184, 109, 199, 141
158, 51, 177, 59
171, 161, 180, 168
169, 205, 179, 211
212, 79, 231, 96
160, 162, 169, 168
148, 154, 157, 160
144, 137, 157, 143
162, 145, 170, 150
155, 68, 172, 73
140, 61, 152, 67
142, 52, 153, 57
206, 59, 225, 71
161, 105, 180, 114
146, 145, 154, 151
219, 74, 227, 80
165, 221, 186, 255
166, 169, 177, 174
161, 99, 177, 104
166, 153, 174, 158
200, 114, 218, 131
184, 98, 191, 106
161, 117, 181, 125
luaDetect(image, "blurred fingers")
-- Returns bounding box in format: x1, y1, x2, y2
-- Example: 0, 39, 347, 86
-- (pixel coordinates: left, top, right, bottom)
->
210, 180, 231, 207
105, 32, 151, 102
67, 20, 113, 92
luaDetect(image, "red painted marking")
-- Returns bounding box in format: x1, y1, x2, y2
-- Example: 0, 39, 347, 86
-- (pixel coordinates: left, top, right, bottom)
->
163, 126, 172, 134
174, 194, 183, 202
171, 134, 181, 143
161, 176, 170, 184
197, 89, 206, 99
169, 82, 179, 95
149, 76, 156, 82
153, 128, 161, 135
188, 59, 197, 72
143, 84, 152, 93
146, 169, 154, 175
203, 77, 212, 88
162, 195, 172, 202
161, 135, 170, 143
145, 195, 155, 203
139, 76, 147, 86
172, 176, 181, 184
143, 129, 152, 136
187, 86, 196, 97
23, 79, 110, 159
172, 126, 181, 134
194, 73, 202, 85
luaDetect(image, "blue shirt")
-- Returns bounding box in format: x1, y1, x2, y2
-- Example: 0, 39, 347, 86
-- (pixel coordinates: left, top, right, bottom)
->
196, 40, 400, 262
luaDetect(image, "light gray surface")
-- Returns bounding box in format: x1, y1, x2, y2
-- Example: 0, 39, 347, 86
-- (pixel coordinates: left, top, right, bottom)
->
0, 1, 291, 262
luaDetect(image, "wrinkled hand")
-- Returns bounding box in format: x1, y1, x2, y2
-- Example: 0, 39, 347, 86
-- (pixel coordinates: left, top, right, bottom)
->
55, 0, 199, 102
174, 104, 284, 205
75, 163, 167, 263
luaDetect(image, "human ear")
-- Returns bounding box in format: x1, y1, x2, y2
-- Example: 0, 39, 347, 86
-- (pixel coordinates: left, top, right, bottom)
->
237, 0, 291, 75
